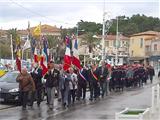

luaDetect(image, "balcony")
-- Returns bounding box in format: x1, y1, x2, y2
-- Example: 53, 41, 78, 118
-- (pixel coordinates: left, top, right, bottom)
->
145, 51, 160, 56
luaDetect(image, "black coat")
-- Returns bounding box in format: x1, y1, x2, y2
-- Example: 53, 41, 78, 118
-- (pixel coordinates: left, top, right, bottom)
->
88, 69, 98, 83
77, 68, 88, 84
97, 66, 108, 82
44, 69, 60, 88
31, 68, 43, 90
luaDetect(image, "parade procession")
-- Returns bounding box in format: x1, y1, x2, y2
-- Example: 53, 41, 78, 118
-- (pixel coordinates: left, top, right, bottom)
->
0, 0, 160, 120
0, 23, 156, 111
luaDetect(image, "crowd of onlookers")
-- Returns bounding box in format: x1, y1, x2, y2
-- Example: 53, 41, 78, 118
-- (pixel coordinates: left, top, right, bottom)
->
16, 60, 156, 110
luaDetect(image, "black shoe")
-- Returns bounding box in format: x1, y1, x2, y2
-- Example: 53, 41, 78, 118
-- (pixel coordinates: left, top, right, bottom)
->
37, 104, 40, 107
89, 98, 93, 101
63, 103, 66, 107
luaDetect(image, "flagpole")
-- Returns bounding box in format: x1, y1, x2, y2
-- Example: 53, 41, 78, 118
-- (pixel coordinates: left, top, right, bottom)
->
10, 34, 14, 70
39, 22, 42, 66
28, 21, 33, 63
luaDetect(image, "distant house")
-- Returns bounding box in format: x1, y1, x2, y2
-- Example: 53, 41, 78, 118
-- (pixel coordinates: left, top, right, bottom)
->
129, 31, 159, 65
17, 24, 61, 40
77, 34, 129, 65
145, 34, 160, 70
0, 30, 7, 38
30, 24, 61, 36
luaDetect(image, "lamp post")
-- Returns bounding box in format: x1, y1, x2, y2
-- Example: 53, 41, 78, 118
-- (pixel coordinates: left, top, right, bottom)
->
115, 16, 119, 65
76, 24, 85, 65
102, 12, 106, 60
115, 16, 128, 65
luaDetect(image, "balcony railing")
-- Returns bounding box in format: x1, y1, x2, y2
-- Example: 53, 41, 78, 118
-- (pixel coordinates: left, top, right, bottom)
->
145, 51, 160, 56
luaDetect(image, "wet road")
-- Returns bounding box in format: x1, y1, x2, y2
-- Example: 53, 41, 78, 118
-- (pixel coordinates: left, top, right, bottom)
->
0, 83, 153, 120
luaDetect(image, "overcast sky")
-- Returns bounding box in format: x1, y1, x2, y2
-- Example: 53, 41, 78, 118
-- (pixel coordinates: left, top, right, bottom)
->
0, 0, 159, 29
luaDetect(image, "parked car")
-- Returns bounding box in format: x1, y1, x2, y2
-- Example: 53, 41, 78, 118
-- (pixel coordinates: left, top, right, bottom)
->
0, 71, 19, 102
0, 63, 7, 77
0, 71, 45, 102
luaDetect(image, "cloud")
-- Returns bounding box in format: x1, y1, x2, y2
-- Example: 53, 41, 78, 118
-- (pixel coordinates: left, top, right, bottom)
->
0, 0, 159, 29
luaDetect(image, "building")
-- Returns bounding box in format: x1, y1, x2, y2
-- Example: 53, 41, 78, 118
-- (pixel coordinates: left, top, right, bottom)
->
30, 24, 61, 36
104, 34, 129, 65
78, 34, 129, 65
145, 34, 160, 70
129, 31, 159, 64
18, 24, 61, 40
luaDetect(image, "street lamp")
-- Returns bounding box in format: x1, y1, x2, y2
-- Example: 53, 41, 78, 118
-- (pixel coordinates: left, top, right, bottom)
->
76, 24, 85, 65
115, 16, 119, 65
115, 16, 128, 65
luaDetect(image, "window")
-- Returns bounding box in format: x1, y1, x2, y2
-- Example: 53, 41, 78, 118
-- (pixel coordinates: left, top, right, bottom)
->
154, 44, 157, 51
131, 50, 134, 56
140, 38, 143, 48
145, 45, 150, 52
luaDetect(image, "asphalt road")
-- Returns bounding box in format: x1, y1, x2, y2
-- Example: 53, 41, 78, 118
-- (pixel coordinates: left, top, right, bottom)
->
0, 81, 154, 120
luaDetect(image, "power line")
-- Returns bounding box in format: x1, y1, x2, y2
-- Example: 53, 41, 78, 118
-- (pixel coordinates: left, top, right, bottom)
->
9, 0, 73, 25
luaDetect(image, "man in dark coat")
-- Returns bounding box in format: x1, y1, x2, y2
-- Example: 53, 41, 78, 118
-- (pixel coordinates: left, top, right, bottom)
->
88, 65, 99, 101
30, 63, 43, 107
77, 67, 88, 100
148, 65, 155, 83
97, 61, 109, 98
44, 61, 60, 110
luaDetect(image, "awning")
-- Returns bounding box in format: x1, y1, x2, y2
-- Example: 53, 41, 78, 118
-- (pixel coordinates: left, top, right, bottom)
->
129, 57, 146, 61
149, 56, 160, 61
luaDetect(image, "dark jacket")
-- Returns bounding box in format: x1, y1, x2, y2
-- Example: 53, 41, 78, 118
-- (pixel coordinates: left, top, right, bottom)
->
77, 68, 88, 84
148, 67, 155, 76
31, 68, 43, 90
88, 68, 98, 82
97, 66, 108, 82
44, 69, 60, 88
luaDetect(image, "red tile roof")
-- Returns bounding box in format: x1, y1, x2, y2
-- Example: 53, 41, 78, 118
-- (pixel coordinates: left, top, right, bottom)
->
105, 34, 129, 41
130, 31, 159, 37
30, 24, 61, 33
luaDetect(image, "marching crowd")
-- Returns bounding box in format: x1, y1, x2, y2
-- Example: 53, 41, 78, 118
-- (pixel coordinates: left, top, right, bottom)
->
16, 60, 156, 110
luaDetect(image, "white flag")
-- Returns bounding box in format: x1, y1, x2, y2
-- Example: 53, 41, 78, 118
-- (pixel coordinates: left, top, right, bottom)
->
23, 39, 31, 51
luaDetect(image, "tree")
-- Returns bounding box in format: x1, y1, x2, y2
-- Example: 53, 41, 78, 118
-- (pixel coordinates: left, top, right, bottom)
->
81, 32, 100, 52
46, 35, 60, 49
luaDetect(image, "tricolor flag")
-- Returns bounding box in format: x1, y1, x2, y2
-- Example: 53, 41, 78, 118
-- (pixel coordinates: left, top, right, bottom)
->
40, 36, 49, 76
72, 38, 82, 70
40, 51, 48, 76
34, 47, 39, 63
63, 36, 72, 71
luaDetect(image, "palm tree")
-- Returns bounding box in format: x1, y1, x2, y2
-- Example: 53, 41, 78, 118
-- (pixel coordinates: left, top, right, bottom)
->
81, 32, 100, 53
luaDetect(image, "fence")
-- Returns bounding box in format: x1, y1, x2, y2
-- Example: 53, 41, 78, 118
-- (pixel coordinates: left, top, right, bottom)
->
151, 83, 160, 113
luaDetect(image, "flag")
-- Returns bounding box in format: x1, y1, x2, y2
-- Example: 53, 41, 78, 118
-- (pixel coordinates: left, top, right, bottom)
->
33, 24, 41, 36
16, 35, 21, 46
72, 38, 82, 70
16, 49, 21, 72
42, 36, 49, 62
34, 47, 39, 63
40, 52, 48, 76
63, 36, 72, 71
40, 36, 49, 76
22, 37, 31, 51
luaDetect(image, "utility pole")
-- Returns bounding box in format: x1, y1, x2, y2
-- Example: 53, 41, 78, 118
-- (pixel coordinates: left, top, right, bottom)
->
102, 0, 106, 60
115, 16, 119, 65
10, 34, 14, 70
